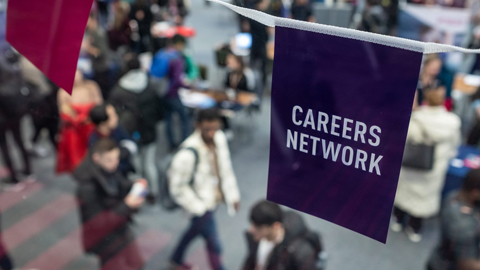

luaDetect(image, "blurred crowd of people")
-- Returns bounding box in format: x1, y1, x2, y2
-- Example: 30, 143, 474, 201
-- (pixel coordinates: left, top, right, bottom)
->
0, 0, 328, 269
4, 0, 480, 269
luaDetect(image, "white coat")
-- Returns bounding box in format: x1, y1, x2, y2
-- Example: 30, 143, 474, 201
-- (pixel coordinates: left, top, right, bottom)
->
394, 106, 461, 218
168, 130, 241, 217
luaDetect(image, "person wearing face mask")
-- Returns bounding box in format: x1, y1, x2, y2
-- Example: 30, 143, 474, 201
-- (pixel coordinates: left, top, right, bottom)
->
427, 169, 480, 270
74, 138, 146, 269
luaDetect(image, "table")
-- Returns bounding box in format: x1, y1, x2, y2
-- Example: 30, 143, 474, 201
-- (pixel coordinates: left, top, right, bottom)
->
442, 145, 480, 197
179, 89, 259, 109
453, 74, 480, 95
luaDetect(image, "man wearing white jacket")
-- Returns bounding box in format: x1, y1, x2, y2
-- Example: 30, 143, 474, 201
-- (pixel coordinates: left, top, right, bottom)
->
168, 108, 241, 270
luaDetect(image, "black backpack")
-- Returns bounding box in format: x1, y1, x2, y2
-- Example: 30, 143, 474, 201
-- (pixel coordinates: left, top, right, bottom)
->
284, 230, 327, 270
303, 231, 328, 270
157, 147, 199, 211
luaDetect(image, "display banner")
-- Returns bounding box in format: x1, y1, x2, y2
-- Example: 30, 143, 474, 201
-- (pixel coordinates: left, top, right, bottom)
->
269, 26, 421, 243
6, 0, 94, 94
210, 0, 480, 243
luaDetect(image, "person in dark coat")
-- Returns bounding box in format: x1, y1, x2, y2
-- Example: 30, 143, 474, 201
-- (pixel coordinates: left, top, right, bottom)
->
89, 104, 137, 177
0, 45, 32, 189
129, 0, 153, 53
109, 54, 165, 191
21, 57, 59, 155
109, 54, 165, 146
242, 200, 323, 270
74, 138, 145, 269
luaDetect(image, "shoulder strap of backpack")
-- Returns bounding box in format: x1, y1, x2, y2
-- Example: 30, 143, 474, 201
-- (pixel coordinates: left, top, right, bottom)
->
184, 147, 199, 186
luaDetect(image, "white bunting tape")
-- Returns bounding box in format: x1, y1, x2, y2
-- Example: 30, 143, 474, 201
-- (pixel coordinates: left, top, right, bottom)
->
210, 0, 480, 54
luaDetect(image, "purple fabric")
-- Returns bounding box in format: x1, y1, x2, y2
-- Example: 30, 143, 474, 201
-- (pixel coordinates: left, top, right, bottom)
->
168, 56, 188, 98
267, 26, 423, 243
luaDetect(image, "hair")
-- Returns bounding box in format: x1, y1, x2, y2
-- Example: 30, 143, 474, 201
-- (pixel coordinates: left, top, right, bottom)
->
423, 82, 445, 107
123, 53, 141, 72
196, 108, 222, 124
250, 200, 283, 227
91, 138, 119, 155
463, 169, 480, 192
172, 34, 187, 46
113, 1, 130, 30
89, 104, 109, 126
423, 54, 441, 69
228, 53, 245, 72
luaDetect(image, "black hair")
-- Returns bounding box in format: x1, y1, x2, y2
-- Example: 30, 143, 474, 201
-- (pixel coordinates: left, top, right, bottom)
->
463, 169, 480, 192
172, 34, 187, 46
91, 138, 119, 155
196, 108, 222, 124
126, 54, 141, 71
89, 104, 109, 126
250, 200, 283, 227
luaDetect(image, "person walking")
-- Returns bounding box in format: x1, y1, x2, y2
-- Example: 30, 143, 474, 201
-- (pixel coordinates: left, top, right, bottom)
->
0, 45, 33, 189
74, 138, 146, 269
167, 108, 241, 270
151, 34, 192, 151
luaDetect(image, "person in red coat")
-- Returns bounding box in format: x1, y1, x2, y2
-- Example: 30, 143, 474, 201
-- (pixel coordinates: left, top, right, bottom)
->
56, 69, 103, 173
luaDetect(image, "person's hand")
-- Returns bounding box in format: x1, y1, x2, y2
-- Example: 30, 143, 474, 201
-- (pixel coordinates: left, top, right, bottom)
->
234, 201, 240, 212
124, 194, 145, 209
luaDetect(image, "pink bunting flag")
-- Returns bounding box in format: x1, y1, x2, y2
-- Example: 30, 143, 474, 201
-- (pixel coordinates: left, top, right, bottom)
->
6, 0, 94, 94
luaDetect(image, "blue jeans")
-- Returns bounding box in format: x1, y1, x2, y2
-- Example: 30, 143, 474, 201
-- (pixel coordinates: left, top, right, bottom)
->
165, 96, 189, 149
171, 211, 225, 270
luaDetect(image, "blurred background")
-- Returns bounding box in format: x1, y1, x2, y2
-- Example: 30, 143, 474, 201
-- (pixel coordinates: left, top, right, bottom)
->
1, 0, 480, 269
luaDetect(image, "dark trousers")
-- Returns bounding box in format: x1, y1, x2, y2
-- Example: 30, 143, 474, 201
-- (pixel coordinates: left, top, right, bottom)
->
97, 1, 109, 28
467, 120, 480, 146
31, 115, 58, 149
251, 49, 267, 86
393, 206, 423, 233
171, 211, 225, 270
165, 96, 189, 150
94, 69, 111, 100
0, 118, 31, 183
0, 251, 12, 270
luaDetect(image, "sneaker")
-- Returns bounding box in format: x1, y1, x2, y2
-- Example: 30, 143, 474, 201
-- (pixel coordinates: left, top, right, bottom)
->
18, 173, 37, 183
390, 220, 402, 232
3, 182, 26, 192
405, 226, 422, 243
25, 175, 37, 184
28, 145, 49, 157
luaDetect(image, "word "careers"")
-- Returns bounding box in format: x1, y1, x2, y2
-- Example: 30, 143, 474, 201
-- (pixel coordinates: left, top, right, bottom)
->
287, 106, 384, 176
